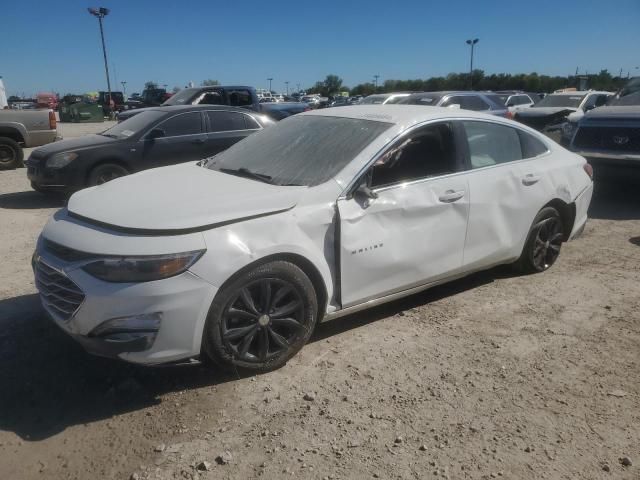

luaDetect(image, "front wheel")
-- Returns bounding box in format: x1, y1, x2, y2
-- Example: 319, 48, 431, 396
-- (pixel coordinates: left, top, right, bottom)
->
87, 163, 128, 186
203, 261, 318, 373
515, 207, 564, 274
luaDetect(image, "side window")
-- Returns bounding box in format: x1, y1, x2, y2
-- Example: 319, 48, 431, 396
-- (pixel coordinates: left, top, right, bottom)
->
462, 121, 522, 168
441, 95, 463, 108
227, 90, 253, 107
199, 92, 223, 105
516, 95, 529, 105
518, 130, 548, 159
156, 112, 202, 137
207, 111, 248, 132
595, 95, 609, 107
459, 96, 490, 111
370, 123, 457, 188
243, 114, 261, 129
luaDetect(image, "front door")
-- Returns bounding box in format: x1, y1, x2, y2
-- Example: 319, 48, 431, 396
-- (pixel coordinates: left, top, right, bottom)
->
337, 122, 470, 307
204, 110, 258, 157
141, 111, 207, 167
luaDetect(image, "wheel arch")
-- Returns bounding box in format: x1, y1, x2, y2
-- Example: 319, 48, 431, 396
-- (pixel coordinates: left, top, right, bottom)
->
542, 198, 576, 241
214, 252, 329, 322
0, 127, 26, 145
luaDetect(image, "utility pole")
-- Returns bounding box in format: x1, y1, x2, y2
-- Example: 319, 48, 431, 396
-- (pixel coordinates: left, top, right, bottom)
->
296, 83, 301, 94
373, 74, 379, 90
465, 38, 479, 90
285, 81, 289, 95
88, 7, 112, 116
267, 78, 273, 92
121, 81, 127, 96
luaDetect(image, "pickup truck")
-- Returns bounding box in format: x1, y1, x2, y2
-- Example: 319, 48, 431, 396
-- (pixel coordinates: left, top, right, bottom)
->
117, 86, 309, 122
0, 109, 58, 169
569, 77, 640, 179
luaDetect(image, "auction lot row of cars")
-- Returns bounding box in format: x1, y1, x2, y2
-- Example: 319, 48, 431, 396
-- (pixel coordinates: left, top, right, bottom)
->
3, 77, 637, 372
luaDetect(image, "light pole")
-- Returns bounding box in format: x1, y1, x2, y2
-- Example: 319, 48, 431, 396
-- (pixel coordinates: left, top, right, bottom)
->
373, 74, 379, 90
285, 81, 289, 95
88, 7, 112, 115
465, 38, 479, 90
267, 78, 273, 93
121, 81, 127, 96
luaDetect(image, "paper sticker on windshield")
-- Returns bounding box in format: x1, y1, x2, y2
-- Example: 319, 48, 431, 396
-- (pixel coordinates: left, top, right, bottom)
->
120, 129, 135, 137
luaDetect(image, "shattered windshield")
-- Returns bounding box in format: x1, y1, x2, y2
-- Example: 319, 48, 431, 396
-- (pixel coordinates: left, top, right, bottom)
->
206, 115, 392, 186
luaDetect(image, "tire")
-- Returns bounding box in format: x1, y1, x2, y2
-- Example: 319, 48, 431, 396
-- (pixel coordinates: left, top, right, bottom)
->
202, 261, 318, 373
87, 163, 128, 187
30, 181, 46, 193
515, 207, 564, 274
0, 137, 24, 170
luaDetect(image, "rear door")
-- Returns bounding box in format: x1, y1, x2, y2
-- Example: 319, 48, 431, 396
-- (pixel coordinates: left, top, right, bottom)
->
141, 111, 207, 167
460, 120, 556, 270
204, 111, 261, 157
337, 122, 470, 306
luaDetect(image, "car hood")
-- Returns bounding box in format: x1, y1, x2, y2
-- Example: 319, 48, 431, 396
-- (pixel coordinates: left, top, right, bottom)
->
33, 134, 116, 156
516, 107, 577, 117
67, 162, 306, 234
582, 105, 640, 120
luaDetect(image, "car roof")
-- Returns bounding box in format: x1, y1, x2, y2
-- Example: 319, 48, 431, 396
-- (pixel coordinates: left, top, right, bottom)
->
144, 105, 258, 114
548, 91, 611, 96
302, 104, 508, 128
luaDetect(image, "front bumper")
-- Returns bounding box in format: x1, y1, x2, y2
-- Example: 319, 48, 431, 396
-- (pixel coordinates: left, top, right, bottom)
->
34, 245, 218, 365
26, 157, 83, 191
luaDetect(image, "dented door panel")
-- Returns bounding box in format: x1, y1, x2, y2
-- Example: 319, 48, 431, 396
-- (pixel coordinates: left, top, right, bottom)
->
338, 177, 469, 307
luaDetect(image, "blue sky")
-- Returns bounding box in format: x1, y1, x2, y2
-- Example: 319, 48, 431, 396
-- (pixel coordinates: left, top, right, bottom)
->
1, 0, 639, 96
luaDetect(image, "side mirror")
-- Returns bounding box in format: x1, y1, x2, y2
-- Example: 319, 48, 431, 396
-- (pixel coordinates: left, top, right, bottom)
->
147, 128, 165, 140
354, 182, 378, 201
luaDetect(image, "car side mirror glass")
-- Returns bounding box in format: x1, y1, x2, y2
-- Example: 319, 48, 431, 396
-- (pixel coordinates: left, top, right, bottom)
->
147, 128, 165, 140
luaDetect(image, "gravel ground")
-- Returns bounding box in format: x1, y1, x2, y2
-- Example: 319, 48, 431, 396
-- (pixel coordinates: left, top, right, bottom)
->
0, 122, 638, 480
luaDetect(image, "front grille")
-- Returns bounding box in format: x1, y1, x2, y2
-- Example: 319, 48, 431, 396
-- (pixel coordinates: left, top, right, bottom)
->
573, 126, 640, 153
35, 260, 85, 322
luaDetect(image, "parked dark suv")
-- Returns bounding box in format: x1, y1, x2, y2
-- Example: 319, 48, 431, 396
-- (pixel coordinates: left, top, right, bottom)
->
27, 105, 273, 194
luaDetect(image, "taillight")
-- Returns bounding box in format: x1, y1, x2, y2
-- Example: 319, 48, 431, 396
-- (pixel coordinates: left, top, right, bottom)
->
505, 110, 514, 120
583, 163, 594, 180
304, 106, 311, 112
49, 111, 57, 130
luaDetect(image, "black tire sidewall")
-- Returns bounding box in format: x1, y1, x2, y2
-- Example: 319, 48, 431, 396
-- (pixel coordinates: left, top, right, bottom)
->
0, 137, 24, 170
88, 163, 128, 186
519, 206, 563, 274
203, 261, 318, 373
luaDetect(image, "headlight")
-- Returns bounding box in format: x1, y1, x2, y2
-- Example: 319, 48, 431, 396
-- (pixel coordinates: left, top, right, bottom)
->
82, 250, 205, 283
47, 151, 78, 169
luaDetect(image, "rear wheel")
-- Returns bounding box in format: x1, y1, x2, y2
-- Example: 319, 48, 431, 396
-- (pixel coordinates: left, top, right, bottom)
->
87, 163, 128, 186
515, 207, 564, 273
0, 137, 24, 170
203, 261, 318, 373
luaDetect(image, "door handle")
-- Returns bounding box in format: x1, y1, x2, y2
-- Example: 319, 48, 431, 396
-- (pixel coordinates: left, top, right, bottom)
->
438, 190, 465, 203
522, 174, 540, 186
191, 138, 206, 145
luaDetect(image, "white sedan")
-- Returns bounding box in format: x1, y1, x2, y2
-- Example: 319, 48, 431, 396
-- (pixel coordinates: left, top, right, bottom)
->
33, 106, 593, 371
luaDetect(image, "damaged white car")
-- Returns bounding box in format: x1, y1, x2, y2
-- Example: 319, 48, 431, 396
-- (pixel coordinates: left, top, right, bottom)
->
33, 106, 593, 371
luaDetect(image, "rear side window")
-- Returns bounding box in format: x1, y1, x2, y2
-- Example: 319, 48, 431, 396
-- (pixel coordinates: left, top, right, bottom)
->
518, 130, 548, 158
485, 94, 507, 109
157, 112, 202, 137
462, 121, 522, 168
208, 111, 249, 132
444, 95, 489, 111
227, 90, 253, 107
199, 92, 223, 105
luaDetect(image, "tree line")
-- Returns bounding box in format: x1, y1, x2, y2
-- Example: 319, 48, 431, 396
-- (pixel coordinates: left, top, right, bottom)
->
307, 70, 630, 97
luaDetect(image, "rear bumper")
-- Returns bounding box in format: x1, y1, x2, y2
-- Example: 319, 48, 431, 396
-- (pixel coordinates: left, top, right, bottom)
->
26, 130, 58, 148
576, 152, 640, 180
569, 183, 593, 240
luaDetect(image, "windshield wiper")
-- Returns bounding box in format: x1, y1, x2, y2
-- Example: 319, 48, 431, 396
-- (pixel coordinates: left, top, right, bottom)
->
219, 167, 274, 184
99, 133, 119, 138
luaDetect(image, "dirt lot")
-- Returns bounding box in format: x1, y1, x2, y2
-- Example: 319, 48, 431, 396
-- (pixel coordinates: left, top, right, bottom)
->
0, 122, 638, 480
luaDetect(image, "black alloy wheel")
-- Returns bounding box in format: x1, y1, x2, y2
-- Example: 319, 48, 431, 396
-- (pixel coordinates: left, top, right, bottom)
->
203, 261, 318, 372
221, 279, 306, 363
88, 163, 129, 186
516, 206, 565, 273
531, 216, 563, 270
